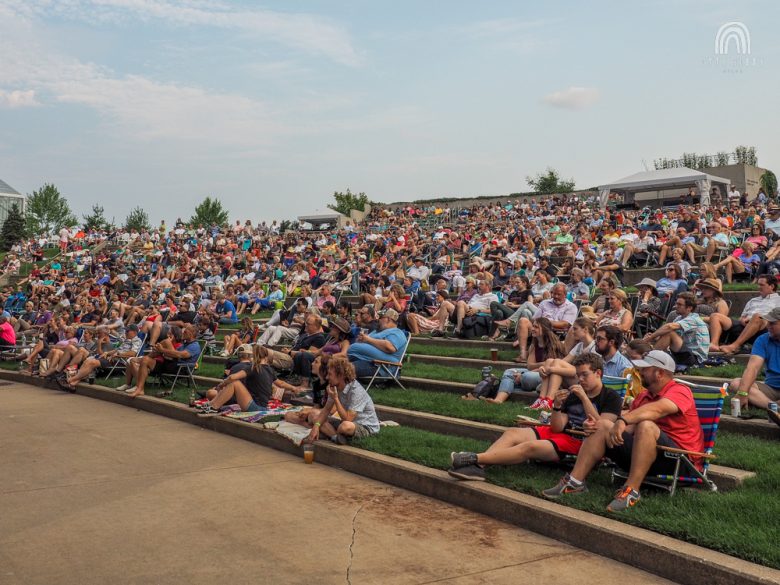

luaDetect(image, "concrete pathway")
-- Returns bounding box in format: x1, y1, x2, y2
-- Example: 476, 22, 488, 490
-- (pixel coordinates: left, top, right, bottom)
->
0, 382, 675, 585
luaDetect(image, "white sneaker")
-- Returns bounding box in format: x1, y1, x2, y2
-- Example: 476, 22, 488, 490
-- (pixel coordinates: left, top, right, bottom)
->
220, 350, 229, 357
116, 384, 129, 391
124, 386, 137, 394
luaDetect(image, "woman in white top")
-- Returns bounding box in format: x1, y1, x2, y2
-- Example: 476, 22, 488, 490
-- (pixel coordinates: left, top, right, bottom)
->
535, 318, 596, 403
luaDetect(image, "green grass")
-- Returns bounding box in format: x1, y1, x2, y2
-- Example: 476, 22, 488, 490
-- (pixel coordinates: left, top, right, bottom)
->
403, 362, 483, 384
408, 342, 516, 361
355, 426, 780, 569
370, 387, 535, 426
688, 364, 755, 380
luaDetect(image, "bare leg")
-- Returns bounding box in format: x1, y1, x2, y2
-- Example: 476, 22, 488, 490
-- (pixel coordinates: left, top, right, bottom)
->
624, 421, 662, 491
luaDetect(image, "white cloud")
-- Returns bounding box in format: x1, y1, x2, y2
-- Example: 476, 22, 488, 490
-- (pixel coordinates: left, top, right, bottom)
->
0, 89, 39, 108
543, 86, 600, 110
4, 0, 361, 66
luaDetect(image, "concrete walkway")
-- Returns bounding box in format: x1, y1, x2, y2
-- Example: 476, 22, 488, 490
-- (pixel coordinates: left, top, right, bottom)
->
0, 382, 674, 585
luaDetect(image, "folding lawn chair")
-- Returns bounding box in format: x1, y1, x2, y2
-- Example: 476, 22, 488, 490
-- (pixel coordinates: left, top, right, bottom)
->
159, 340, 205, 393
104, 334, 146, 379
612, 380, 727, 495
363, 330, 411, 391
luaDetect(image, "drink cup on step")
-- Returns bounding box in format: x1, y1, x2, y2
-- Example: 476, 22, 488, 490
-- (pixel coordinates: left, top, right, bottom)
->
303, 443, 315, 464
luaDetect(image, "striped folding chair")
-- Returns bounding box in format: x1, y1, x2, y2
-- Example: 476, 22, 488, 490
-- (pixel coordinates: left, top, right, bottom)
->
612, 380, 726, 495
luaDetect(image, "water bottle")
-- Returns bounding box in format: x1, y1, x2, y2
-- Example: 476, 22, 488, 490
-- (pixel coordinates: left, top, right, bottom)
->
481, 366, 492, 380
769, 402, 778, 414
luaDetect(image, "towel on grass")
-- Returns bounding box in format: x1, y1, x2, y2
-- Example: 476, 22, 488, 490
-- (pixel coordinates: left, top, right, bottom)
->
275, 421, 312, 446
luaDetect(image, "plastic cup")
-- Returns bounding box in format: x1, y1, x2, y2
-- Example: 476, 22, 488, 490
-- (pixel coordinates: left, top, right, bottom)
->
303, 444, 315, 464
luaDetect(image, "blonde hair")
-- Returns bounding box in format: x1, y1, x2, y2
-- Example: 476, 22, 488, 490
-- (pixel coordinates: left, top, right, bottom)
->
327, 356, 356, 383
252, 345, 270, 372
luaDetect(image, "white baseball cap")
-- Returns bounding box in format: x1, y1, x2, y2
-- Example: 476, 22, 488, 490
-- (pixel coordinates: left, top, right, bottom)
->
631, 350, 675, 373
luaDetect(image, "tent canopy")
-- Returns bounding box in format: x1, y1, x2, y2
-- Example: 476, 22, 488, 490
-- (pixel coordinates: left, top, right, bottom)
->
297, 209, 349, 229
598, 167, 731, 209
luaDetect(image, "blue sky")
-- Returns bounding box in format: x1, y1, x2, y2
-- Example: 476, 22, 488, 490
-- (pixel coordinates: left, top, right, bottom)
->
1, 0, 778, 225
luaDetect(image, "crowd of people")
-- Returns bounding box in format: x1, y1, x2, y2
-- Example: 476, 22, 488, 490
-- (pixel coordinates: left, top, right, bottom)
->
2, 186, 780, 511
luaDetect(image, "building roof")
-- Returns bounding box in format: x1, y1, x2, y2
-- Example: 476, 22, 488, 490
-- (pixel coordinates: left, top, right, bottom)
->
0, 179, 23, 197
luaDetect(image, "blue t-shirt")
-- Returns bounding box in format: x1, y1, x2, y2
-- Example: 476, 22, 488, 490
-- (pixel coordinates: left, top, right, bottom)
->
217, 300, 237, 320
752, 333, 780, 389
179, 340, 202, 366
347, 327, 408, 364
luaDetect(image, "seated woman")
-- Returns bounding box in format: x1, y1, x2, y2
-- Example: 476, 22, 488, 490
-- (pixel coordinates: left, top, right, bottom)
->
222, 316, 258, 357
482, 318, 566, 408
530, 270, 554, 300
490, 276, 536, 341
292, 316, 351, 387
715, 241, 761, 283
633, 278, 662, 334
589, 276, 618, 313
245, 281, 267, 314
533, 317, 596, 406
406, 290, 449, 335
198, 345, 296, 415
745, 224, 768, 250
655, 264, 687, 297
36, 326, 79, 376
41, 328, 97, 379
283, 354, 331, 426
594, 289, 634, 336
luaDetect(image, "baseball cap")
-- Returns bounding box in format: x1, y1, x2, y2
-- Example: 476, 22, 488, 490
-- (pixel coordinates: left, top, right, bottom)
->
762, 307, 780, 323
237, 344, 254, 355
380, 308, 399, 322
631, 350, 675, 373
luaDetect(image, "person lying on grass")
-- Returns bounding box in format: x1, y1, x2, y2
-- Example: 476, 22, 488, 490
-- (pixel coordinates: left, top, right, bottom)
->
542, 350, 704, 513
449, 353, 622, 481
197, 345, 299, 415
303, 356, 380, 445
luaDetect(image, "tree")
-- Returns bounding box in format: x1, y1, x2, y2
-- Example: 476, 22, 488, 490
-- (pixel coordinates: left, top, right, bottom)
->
124, 206, 151, 232
190, 196, 229, 227
525, 168, 576, 194
327, 188, 369, 216
0, 203, 27, 251
760, 171, 778, 200
83, 204, 110, 232
279, 219, 299, 232
25, 183, 77, 236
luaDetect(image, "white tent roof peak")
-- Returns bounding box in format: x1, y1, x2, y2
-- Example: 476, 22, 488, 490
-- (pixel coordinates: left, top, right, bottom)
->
599, 167, 730, 191
297, 209, 348, 221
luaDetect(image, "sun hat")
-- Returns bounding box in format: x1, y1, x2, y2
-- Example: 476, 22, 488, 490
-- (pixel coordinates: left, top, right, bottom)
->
635, 278, 658, 293
695, 278, 723, 296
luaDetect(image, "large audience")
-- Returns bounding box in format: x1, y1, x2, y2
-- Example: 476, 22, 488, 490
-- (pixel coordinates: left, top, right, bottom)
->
2, 185, 779, 512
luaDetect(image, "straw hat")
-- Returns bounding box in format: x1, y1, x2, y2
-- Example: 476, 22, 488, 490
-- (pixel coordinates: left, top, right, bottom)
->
695, 278, 723, 296
635, 278, 658, 293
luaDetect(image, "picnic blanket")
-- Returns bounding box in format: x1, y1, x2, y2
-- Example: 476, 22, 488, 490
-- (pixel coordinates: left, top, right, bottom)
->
275, 421, 312, 446
221, 404, 302, 424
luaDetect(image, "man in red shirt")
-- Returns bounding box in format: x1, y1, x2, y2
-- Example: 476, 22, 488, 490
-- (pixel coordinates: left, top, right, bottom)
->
0, 315, 17, 349
543, 350, 703, 512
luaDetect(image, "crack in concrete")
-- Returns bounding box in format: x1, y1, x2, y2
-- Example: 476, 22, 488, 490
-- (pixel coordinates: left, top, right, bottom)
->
414, 550, 583, 584
346, 502, 366, 585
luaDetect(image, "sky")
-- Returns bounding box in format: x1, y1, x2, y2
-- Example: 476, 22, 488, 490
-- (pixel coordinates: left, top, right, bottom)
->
0, 0, 778, 226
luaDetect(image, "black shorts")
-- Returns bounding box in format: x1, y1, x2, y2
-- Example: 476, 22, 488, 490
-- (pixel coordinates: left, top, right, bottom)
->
670, 349, 699, 367
152, 360, 180, 376
605, 429, 681, 476
724, 320, 762, 345
0, 339, 15, 349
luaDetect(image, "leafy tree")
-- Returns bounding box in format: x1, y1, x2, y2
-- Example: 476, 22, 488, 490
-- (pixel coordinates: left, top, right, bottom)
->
190, 196, 229, 227
760, 171, 778, 200
124, 206, 151, 232
25, 183, 77, 236
525, 168, 576, 194
327, 188, 370, 216
279, 220, 300, 232
0, 203, 27, 251
83, 204, 110, 232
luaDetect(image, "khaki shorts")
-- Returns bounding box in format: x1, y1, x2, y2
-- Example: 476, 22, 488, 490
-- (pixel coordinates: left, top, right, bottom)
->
756, 382, 780, 402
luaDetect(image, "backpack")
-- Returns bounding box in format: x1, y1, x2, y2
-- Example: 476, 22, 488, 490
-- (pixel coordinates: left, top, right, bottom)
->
460, 314, 492, 339
470, 375, 499, 399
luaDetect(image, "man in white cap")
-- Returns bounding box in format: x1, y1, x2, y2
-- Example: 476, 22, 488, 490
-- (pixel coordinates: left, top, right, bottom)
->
543, 350, 703, 512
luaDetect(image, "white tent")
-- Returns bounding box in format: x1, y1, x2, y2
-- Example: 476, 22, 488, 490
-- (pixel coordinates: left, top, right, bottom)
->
598, 168, 731, 210
297, 209, 349, 230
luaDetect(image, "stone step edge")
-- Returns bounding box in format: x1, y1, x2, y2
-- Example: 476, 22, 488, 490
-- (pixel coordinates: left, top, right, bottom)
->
1, 370, 775, 585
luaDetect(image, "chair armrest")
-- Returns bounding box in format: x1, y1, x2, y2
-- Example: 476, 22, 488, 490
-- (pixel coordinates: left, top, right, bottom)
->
657, 445, 716, 459
372, 359, 403, 367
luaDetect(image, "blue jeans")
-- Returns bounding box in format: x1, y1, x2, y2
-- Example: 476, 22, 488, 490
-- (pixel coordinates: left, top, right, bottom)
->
498, 368, 542, 394
352, 359, 378, 379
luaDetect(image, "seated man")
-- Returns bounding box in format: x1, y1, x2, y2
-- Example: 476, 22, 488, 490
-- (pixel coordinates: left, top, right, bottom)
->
122, 325, 200, 397
643, 292, 709, 368
346, 308, 408, 379
448, 353, 622, 481
264, 314, 326, 371
213, 294, 238, 325
451, 279, 498, 336
515, 284, 577, 362
305, 356, 380, 444
41, 328, 97, 379
729, 307, 780, 427
709, 275, 780, 353
62, 325, 144, 390
542, 350, 704, 513
685, 222, 729, 264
